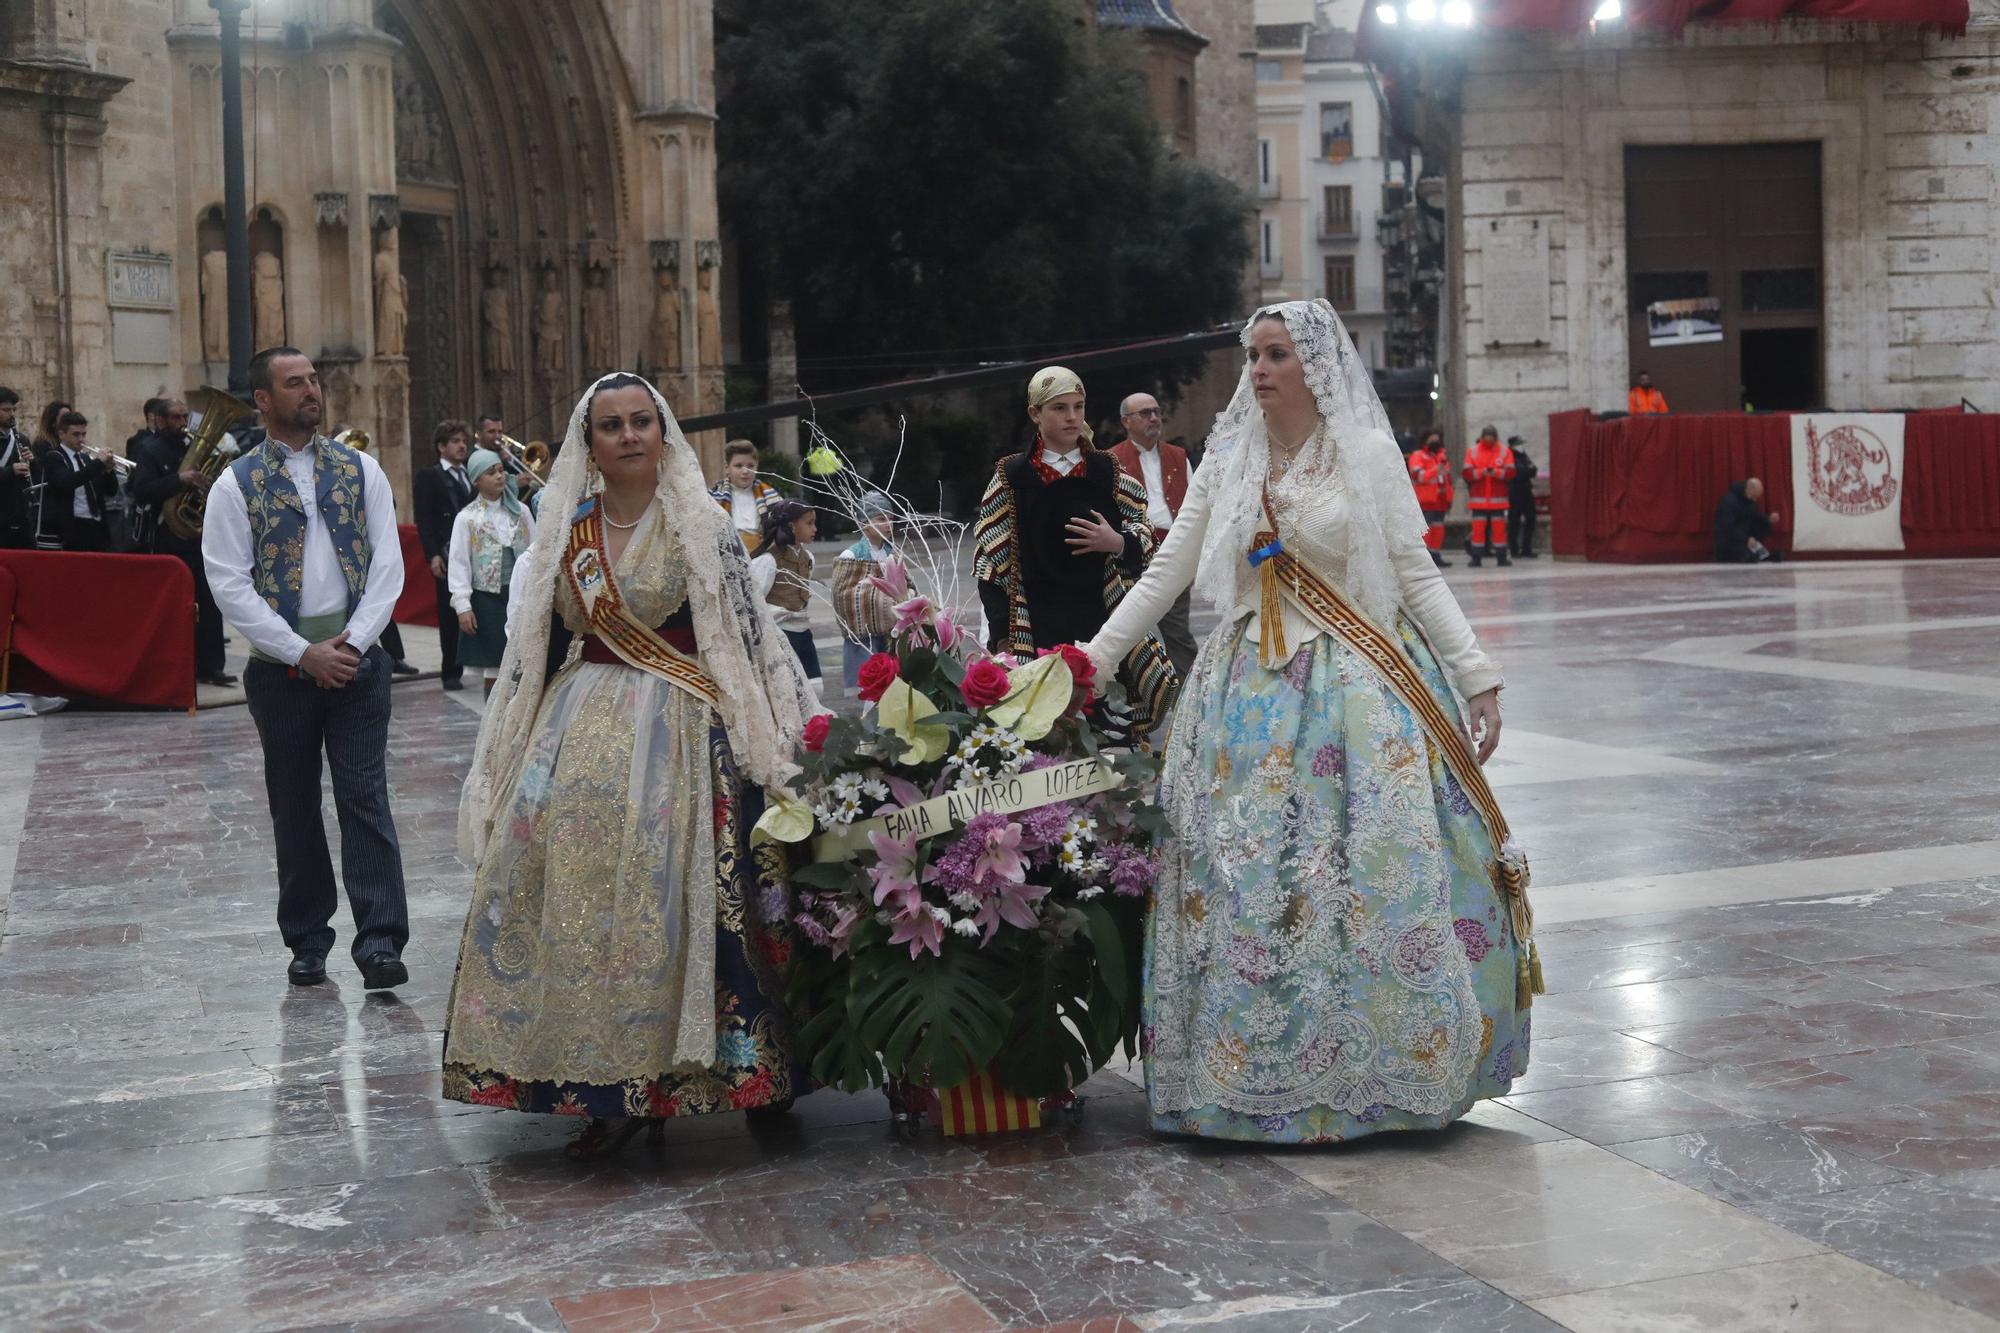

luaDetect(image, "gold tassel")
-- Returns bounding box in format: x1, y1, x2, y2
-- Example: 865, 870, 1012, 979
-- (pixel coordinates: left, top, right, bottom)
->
1257, 538, 1288, 664
1529, 939, 1545, 996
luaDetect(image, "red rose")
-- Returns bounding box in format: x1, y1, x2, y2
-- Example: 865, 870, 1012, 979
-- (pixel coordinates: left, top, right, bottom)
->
1043, 644, 1098, 699
960, 658, 1013, 709
856, 652, 901, 703
802, 713, 831, 753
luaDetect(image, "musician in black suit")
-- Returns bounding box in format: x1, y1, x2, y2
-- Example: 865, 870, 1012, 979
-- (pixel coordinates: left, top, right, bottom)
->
0, 387, 35, 550
38, 411, 119, 552
412, 418, 474, 690
128, 397, 236, 686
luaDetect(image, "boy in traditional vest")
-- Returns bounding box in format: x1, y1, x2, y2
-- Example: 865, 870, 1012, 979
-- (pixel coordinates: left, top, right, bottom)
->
751, 498, 821, 694
831, 490, 901, 689
709, 438, 782, 554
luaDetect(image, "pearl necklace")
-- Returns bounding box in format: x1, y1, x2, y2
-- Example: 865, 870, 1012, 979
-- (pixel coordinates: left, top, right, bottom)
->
602, 498, 650, 530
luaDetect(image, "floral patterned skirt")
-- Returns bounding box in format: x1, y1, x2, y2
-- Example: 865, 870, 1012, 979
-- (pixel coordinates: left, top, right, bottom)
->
442, 660, 802, 1119
1145, 614, 1529, 1144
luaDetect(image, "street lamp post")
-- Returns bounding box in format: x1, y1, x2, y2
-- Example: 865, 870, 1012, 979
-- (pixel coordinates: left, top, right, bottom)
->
212, 0, 253, 391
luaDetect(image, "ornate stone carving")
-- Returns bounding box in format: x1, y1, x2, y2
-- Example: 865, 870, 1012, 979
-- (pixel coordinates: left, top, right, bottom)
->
373, 229, 408, 357
252, 249, 286, 350
313, 191, 348, 229
321, 360, 357, 429
649, 239, 681, 273
695, 248, 721, 371
533, 267, 565, 373
199, 248, 228, 362
581, 267, 614, 374
482, 268, 514, 375
368, 194, 400, 232
648, 266, 683, 374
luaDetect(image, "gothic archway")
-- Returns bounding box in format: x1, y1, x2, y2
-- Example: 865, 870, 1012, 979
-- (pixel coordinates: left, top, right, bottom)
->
378, 0, 637, 456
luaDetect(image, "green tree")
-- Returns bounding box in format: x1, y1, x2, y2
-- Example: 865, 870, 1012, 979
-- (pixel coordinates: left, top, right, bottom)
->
719, 0, 1251, 403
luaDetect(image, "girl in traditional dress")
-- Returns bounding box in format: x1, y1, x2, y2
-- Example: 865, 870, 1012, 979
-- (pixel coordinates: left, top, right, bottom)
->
444, 373, 818, 1158
750, 499, 822, 693
1082, 301, 1538, 1145
447, 448, 537, 697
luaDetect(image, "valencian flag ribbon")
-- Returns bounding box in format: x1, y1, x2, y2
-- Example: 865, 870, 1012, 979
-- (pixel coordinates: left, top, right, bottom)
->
937, 1068, 1042, 1136
564, 502, 722, 709
1255, 538, 1544, 1008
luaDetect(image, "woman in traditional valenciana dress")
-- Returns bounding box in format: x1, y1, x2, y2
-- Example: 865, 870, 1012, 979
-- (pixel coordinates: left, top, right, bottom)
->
444, 373, 818, 1157
1081, 301, 1539, 1144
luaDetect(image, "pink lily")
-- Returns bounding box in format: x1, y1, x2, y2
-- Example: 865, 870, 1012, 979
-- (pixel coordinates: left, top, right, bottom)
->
973, 821, 1028, 886
892, 595, 934, 637
933, 606, 969, 653
865, 557, 910, 600
827, 905, 861, 959
866, 830, 924, 916
887, 904, 946, 959
975, 880, 1050, 943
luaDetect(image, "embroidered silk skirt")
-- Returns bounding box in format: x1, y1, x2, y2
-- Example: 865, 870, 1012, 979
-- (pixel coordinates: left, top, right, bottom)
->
442, 659, 802, 1118
1144, 614, 1529, 1144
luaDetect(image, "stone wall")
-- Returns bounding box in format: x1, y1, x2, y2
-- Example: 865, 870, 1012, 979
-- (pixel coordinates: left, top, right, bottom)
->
1447, 25, 2000, 461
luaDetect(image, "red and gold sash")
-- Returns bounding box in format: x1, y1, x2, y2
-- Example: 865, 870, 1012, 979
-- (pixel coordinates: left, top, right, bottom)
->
564, 505, 721, 710
1251, 531, 1543, 1005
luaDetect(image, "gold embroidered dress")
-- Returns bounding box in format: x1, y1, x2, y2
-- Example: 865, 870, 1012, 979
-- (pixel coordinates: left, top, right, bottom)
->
442, 503, 799, 1117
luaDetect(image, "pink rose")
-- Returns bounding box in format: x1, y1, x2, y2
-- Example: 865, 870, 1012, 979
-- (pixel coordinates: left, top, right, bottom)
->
960, 658, 1012, 709
856, 652, 901, 703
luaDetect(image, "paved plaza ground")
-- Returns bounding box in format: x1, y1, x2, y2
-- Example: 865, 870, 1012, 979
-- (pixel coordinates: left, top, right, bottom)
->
3, 557, 1998, 1331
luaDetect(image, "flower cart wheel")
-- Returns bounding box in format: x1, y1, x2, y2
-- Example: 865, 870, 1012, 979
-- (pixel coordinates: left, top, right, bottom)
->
1041, 1089, 1087, 1128
885, 1081, 929, 1142
892, 1108, 926, 1143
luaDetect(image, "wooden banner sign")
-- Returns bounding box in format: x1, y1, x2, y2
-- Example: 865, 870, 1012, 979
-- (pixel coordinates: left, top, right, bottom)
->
813, 756, 1117, 859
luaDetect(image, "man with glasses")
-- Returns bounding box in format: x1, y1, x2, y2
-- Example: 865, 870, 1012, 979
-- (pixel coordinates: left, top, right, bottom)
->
1109, 391, 1196, 679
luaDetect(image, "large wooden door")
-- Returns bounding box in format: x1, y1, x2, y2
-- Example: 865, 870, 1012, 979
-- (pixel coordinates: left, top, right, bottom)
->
1626, 144, 1822, 413
400, 210, 460, 465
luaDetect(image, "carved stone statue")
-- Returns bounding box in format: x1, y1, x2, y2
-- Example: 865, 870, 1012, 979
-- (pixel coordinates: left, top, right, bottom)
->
373, 230, 408, 357
647, 267, 682, 373
533, 267, 565, 373
695, 260, 722, 370
199, 249, 229, 363
581, 268, 614, 373
482, 269, 514, 374
252, 249, 286, 351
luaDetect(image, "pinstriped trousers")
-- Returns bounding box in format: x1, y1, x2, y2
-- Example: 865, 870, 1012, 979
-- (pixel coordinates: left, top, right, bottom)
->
242, 645, 410, 962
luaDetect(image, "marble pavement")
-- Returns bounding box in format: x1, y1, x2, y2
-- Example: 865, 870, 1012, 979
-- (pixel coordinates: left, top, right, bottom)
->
3, 558, 1998, 1331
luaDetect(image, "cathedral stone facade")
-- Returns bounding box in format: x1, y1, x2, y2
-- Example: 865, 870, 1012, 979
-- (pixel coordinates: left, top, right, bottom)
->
0, 0, 726, 508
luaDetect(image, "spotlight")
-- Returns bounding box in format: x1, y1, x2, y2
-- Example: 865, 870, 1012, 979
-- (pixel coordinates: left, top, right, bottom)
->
1376, 4, 1400, 22
1592, 0, 1623, 17
1406, 0, 1437, 20
1442, 0, 1474, 23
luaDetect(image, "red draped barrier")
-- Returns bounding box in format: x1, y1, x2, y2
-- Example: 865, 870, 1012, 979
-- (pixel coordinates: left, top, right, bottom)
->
392, 522, 438, 627
0, 551, 196, 709
1547, 411, 2000, 562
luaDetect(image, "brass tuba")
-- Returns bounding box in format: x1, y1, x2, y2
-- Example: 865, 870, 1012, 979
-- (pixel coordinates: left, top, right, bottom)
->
163, 386, 255, 542
333, 426, 371, 453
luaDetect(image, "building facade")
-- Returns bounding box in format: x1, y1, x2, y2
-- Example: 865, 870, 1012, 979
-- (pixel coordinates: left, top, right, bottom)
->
0, 0, 726, 508
1382, 8, 2000, 457
1254, 0, 1392, 369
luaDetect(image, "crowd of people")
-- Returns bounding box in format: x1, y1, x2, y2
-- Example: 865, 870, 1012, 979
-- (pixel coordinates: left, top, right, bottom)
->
1402, 425, 1542, 569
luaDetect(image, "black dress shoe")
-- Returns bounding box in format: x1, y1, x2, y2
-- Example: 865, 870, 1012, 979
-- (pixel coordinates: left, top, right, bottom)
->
198, 671, 240, 687
288, 951, 327, 985
358, 951, 409, 990
441, 677, 465, 692
391, 659, 420, 677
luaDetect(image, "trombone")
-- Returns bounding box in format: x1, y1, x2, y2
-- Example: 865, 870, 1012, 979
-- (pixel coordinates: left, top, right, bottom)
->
497, 435, 551, 493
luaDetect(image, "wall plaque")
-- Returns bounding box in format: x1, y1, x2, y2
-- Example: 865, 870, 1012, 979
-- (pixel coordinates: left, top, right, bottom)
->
108, 250, 174, 310
1481, 218, 1550, 347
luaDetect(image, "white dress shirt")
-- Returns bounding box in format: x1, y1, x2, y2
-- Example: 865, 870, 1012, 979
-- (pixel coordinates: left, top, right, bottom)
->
730, 485, 761, 533
1136, 443, 1172, 530
61, 446, 95, 518
1042, 445, 1082, 476
202, 437, 406, 666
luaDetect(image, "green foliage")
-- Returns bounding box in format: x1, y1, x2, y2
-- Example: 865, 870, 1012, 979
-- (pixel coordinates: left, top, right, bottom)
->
719, 0, 1251, 397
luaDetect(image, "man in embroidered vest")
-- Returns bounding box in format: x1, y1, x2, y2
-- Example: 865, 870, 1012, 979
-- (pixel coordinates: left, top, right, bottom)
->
974, 366, 1175, 737
202, 347, 412, 989
1110, 391, 1196, 679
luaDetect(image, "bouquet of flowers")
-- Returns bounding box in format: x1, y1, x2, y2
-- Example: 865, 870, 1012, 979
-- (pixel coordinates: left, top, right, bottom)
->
755, 557, 1165, 1103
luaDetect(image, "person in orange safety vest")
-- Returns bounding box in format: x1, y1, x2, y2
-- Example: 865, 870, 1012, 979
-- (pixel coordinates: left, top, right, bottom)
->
1628, 371, 1669, 415
1407, 430, 1454, 568
1461, 425, 1515, 567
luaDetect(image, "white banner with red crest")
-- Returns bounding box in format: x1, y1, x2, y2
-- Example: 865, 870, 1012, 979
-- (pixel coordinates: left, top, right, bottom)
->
1790, 414, 1905, 552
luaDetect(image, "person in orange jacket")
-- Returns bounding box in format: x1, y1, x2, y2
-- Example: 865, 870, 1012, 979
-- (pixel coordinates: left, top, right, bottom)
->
1628, 371, 1669, 415
1407, 429, 1454, 568
1461, 425, 1515, 567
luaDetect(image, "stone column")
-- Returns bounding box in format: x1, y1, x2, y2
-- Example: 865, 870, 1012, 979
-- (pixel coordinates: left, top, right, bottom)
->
767, 299, 799, 462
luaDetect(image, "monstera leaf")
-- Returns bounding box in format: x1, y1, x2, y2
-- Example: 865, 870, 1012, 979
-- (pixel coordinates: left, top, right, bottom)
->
993, 931, 1110, 1099
848, 941, 1014, 1090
